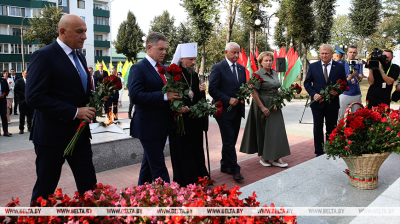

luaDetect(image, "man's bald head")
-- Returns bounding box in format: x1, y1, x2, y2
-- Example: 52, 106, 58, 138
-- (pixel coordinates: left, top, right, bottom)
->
58, 14, 87, 50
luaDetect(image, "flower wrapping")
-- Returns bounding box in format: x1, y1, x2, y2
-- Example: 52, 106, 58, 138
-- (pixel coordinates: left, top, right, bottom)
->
63, 75, 122, 156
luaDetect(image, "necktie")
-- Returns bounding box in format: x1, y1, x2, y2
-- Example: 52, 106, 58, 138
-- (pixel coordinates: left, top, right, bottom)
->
155, 62, 167, 85
232, 63, 238, 84
91, 76, 94, 91
71, 50, 87, 93
323, 63, 329, 83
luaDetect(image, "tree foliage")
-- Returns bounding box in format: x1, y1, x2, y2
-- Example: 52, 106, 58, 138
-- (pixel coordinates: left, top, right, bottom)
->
383, 0, 400, 44
181, 0, 220, 74
24, 5, 62, 48
113, 11, 145, 62
349, 0, 382, 51
314, 0, 336, 45
149, 10, 177, 63
176, 21, 194, 45
329, 14, 360, 48
365, 17, 397, 52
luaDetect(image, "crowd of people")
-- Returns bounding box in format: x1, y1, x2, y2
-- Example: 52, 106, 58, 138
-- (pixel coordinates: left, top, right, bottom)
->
0, 14, 399, 204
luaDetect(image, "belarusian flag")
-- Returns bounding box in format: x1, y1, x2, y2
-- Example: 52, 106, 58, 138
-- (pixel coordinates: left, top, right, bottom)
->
282, 56, 302, 89
250, 52, 257, 75
246, 56, 253, 81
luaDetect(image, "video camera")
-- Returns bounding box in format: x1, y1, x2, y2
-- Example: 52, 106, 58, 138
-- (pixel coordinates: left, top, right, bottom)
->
365, 48, 387, 70
349, 60, 361, 66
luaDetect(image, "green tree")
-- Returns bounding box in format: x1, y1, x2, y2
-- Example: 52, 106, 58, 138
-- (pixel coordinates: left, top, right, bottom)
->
329, 14, 360, 49
181, 0, 220, 74
273, 19, 287, 48
286, 0, 315, 81
24, 5, 62, 48
349, 0, 382, 52
176, 21, 193, 44
225, 0, 241, 43
149, 10, 177, 63
314, 0, 336, 45
383, 0, 400, 44
365, 17, 397, 52
113, 11, 145, 62
202, 22, 226, 71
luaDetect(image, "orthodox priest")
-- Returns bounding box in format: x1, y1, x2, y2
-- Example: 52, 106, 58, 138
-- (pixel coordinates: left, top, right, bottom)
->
168, 43, 209, 187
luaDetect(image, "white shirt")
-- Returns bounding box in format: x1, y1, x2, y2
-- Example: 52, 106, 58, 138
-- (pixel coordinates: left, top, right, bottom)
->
23, 78, 26, 83
145, 54, 168, 101
321, 59, 333, 77
226, 58, 239, 81
56, 38, 86, 120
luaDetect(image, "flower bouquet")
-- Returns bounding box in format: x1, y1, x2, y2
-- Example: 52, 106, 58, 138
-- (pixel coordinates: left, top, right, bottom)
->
324, 103, 400, 189
227, 74, 264, 112
306, 79, 349, 107
161, 63, 189, 135
189, 99, 223, 119
63, 75, 122, 156
261, 83, 302, 119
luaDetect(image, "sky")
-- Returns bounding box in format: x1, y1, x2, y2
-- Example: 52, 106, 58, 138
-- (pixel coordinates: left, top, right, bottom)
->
110, 0, 351, 54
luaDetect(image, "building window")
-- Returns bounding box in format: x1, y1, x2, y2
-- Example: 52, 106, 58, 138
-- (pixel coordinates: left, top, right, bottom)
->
94, 34, 102, 41
25, 8, 31, 17
10, 6, 16, 16
8, 7, 28, 17
94, 16, 109, 26
78, 0, 85, 9
95, 50, 102, 57
58, 0, 67, 6
81, 16, 85, 21
12, 28, 22, 36
93, 4, 107, 10
0, 5, 7, 16
4, 44, 8, 53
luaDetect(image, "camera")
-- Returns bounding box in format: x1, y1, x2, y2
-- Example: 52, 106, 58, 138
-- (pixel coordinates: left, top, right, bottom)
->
365, 48, 387, 70
349, 60, 361, 66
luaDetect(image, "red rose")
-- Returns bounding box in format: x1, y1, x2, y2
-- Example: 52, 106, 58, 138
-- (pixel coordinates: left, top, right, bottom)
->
114, 82, 122, 90
109, 75, 118, 84
346, 86, 350, 91
381, 117, 388, 122
346, 115, 354, 124
356, 108, 370, 118
291, 84, 294, 88
103, 76, 110, 84
174, 75, 182, 82
332, 128, 339, 135
345, 146, 349, 150
337, 79, 342, 83
255, 74, 261, 79
344, 127, 354, 136
172, 66, 182, 75
350, 117, 365, 130
386, 143, 389, 146
397, 132, 400, 138
386, 127, 391, 131
370, 111, 382, 121
348, 140, 351, 144
340, 85, 345, 90
259, 78, 264, 83
158, 66, 166, 75
295, 83, 300, 88
166, 66, 173, 74
390, 112, 399, 120
215, 101, 222, 107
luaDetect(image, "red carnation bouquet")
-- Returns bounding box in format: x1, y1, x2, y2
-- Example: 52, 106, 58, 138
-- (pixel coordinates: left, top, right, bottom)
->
306, 79, 349, 107
227, 74, 264, 112
161, 63, 188, 135
64, 74, 122, 156
189, 98, 223, 118
261, 83, 302, 119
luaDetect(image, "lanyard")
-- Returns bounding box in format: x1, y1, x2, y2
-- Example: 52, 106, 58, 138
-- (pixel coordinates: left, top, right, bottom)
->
385, 63, 392, 75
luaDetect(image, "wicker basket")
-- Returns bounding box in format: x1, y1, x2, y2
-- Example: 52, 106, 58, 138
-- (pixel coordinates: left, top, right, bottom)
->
340, 102, 391, 190
341, 152, 391, 190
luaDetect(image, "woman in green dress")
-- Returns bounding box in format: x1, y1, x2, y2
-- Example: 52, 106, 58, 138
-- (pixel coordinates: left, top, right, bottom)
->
239, 51, 291, 167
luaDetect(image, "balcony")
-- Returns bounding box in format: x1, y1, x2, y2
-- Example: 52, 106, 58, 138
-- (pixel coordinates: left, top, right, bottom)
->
93, 9, 109, 17
94, 40, 110, 48
1, 0, 55, 8
0, 54, 31, 63
0, 34, 40, 44
95, 56, 110, 63
0, 16, 31, 26
93, 24, 110, 33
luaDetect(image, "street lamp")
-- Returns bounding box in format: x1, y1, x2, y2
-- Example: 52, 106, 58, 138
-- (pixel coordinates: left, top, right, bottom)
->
21, 17, 27, 71
255, 13, 277, 51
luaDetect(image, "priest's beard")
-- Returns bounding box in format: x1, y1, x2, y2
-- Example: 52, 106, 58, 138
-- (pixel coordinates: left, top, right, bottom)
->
180, 60, 196, 75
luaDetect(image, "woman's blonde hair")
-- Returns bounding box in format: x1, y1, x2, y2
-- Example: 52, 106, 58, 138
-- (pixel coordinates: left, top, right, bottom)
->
257, 51, 274, 68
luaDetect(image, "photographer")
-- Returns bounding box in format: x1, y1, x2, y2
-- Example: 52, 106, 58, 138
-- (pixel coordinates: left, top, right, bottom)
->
366, 49, 399, 108
339, 45, 364, 118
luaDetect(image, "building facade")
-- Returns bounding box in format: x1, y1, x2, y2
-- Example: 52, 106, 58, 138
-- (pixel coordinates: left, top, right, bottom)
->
0, 0, 110, 76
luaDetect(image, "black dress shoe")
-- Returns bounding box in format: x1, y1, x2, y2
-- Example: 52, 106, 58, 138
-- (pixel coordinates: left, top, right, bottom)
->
19, 130, 24, 134
14, 113, 18, 115
220, 167, 232, 174
233, 173, 244, 181
3, 132, 12, 137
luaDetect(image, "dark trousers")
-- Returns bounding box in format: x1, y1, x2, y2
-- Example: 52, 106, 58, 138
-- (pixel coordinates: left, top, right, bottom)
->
31, 140, 97, 201
13, 95, 18, 114
138, 138, 170, 185
0, 99, 8, 133
105, 96, 118, 116
19, 102, 33, 131
216, 109, 242, 173
311, 105, 339, 155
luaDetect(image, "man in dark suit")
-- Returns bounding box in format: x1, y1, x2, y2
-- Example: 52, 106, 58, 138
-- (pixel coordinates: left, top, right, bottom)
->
128, 32, 180, 185
0, 76, 10, 136
208, 42, 246, 181
94, 63, 108, 81
105, 68, 120, 119
26, 14, 97, 202
14, 69, 33, 134
10, 68, 20, 115
304, 44, 347, 157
